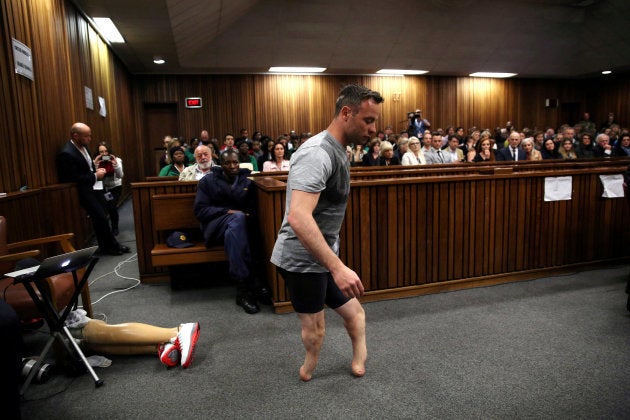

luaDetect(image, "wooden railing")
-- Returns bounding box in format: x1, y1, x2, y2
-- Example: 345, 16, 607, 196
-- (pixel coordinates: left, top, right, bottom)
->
256, 159, 630, 313
131, 159, 630, 313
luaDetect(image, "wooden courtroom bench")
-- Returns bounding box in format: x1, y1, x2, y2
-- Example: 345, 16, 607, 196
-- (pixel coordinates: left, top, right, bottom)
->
150, 193, 227, 268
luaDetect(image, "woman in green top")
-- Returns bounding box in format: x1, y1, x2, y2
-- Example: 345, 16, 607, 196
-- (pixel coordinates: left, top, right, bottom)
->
159, 146, 190, 176
236, 139, 259, 171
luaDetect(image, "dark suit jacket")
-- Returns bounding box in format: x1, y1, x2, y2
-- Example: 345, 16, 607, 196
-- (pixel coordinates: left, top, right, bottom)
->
496, 147, 527, 161
56, 141, 98, 204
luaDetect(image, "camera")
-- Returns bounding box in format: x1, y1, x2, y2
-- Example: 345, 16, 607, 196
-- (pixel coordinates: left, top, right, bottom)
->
21, 357, 55, 384
101, 155, 111, 161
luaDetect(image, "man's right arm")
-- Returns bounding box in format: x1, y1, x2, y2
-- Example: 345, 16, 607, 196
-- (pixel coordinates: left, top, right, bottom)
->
56, 150, 99, 188
193, 176, 228, 223
287, 189, 364, 299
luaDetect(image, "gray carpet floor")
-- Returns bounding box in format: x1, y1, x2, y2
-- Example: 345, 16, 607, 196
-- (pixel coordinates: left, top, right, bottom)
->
18, 200, 630, 419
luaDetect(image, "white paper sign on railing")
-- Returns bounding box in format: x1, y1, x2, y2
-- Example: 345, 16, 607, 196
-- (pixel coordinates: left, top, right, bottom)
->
599, 174, 624, 198
544, 176, 572, 201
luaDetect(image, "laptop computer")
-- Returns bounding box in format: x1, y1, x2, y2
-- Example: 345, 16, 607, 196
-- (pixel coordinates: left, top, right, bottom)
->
5, 246, 98, 281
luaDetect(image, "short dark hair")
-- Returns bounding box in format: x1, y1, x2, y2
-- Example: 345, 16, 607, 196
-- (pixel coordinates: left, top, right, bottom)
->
220, 149, 238, 163
334, 84, 383, 116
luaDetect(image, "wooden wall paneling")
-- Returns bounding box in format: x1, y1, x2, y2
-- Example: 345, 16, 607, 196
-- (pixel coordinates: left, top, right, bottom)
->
517, 176, 527, 270
486, 177, 497, 276
461, 180, 472, 278
551, 197, 561, 266
435, 77, 459, 131
0, 190, 42, 243
533, 175, 544, 268
3, 0, 39, 191
0, 1, 18, 193
112, 65, 139, 192
342, 191, 353, 282
349, 187, 362, 287
404, 184, 416, 287
133, 74, 629, 158
442, 178, 464, 280
418, 182, 429, 285
523, 177, 534, 268
497, 178, 510, 273
409, 183, 419, 286
369, 185, 379, 289
506, 177, 519, 271
486, 177, 497, 274
19, 0, 48, 188
40, 184, 91, 247
437, 181, 449, 282
450, 182, 461, 279
255, 74, 290, 137
35, 1, 76, 185
368, 186, 380, 289
564, 181, 578, 265
384, 185, 398, 288
539, 198, 551, 268
571, 174, 584, 263
584, 173, 597, 261
223, 75, 255, 137
445, 183, 455, 280
558, 196, 569, 266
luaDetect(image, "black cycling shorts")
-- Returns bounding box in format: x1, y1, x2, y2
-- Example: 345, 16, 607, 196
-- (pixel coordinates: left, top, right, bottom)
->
277, 268, 350, 313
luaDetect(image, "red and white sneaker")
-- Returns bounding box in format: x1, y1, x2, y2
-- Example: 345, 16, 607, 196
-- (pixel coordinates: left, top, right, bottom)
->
158, 341, 180, 367
177, 322, 200, 368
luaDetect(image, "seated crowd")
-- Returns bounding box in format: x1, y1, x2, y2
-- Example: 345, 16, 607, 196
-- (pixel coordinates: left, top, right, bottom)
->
157, 112, 628, 181
348, 112, 629, 167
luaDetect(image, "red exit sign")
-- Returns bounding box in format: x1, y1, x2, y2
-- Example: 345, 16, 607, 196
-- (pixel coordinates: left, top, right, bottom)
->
185, 97, 202, 108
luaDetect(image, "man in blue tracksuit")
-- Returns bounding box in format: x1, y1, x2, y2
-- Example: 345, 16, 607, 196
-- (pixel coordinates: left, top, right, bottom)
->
194, 149, 266, 314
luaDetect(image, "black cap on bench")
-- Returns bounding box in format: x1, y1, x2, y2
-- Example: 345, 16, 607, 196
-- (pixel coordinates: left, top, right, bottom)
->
166, 231, 194, 248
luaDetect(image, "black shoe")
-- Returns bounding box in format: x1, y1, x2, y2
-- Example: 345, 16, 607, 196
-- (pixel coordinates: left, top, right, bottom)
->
236, 294, 260, 314
256, 286, 273, 305
118, 245, 131, 254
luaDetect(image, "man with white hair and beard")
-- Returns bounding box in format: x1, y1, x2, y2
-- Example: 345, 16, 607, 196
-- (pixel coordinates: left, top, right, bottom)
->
179, 145, 215, 181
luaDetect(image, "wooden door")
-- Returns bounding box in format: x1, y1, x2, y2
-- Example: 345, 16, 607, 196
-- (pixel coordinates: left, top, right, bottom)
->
144, 104, 178, 177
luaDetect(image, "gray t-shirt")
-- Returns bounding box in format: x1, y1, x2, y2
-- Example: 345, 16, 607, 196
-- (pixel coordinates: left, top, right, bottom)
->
270, 130, 350, 273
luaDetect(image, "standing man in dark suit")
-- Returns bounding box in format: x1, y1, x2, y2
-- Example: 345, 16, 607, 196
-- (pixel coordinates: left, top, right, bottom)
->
56, 122, 130, 256
496, 131, 527, 161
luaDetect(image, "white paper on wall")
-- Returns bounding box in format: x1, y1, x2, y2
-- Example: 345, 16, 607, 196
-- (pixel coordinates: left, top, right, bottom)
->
98, 96, 107, 117
85, 86, 93, 110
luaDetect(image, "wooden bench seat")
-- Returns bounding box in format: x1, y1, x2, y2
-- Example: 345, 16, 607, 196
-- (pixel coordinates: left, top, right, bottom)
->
151, 243, 226, 266
150, 193, 227, 268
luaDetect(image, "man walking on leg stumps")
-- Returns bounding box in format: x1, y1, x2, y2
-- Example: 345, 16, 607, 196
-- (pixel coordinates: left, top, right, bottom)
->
271, 84, 383, 381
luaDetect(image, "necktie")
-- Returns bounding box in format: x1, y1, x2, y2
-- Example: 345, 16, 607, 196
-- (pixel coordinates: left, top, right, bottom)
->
437, 150, 443, 163
512, 147, 517, 161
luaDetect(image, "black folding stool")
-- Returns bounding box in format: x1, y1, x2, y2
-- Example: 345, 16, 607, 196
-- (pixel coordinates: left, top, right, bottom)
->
10, 247, 104, 395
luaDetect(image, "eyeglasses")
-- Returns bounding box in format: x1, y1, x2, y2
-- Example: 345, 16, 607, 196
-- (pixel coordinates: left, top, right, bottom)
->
409, 142, 420, 145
